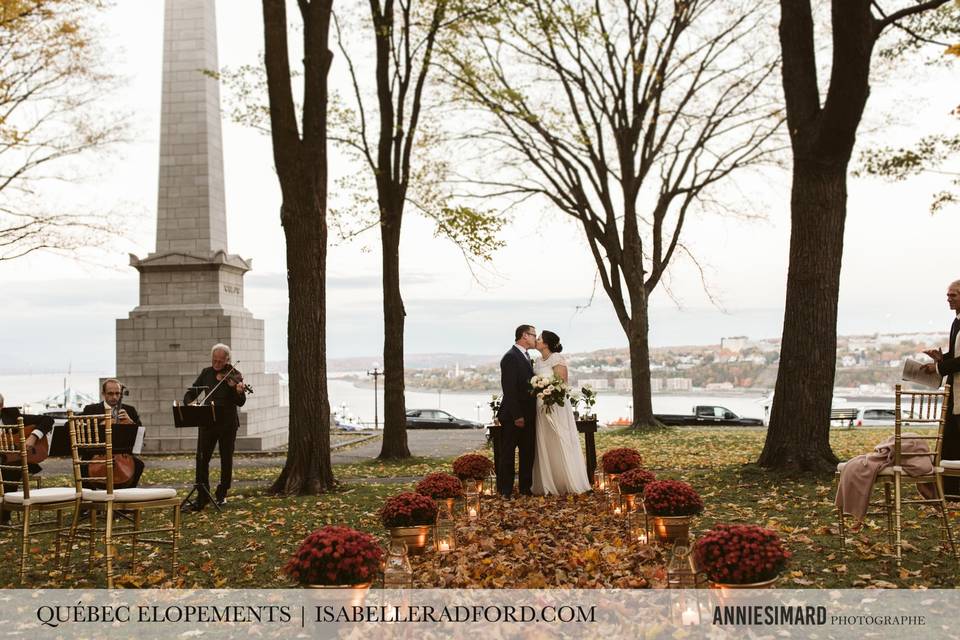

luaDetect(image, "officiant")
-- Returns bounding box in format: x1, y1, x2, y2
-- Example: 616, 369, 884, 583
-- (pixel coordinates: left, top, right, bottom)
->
921, 279, 960, 496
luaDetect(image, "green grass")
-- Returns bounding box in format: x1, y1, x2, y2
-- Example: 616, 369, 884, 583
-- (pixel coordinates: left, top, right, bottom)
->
2, 427, 957, 588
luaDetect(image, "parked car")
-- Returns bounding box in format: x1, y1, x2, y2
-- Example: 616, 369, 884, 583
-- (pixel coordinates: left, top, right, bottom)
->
335, 418, 367, 432
654, 405, 764, 426
831, 405, 903, 428
405, 409, 483, 429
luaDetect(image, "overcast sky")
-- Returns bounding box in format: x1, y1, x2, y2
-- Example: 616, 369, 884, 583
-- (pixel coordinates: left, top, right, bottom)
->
1, 1, 957, 373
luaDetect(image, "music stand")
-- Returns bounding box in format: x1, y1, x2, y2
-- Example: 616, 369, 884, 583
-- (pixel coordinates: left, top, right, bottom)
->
172, 401, 222, 513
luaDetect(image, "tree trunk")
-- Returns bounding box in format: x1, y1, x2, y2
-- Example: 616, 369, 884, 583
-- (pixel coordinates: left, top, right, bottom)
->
758, 159, 844, 473
271, 197, 334, 494
378, 202, 411, 459
626, 293, 658, 429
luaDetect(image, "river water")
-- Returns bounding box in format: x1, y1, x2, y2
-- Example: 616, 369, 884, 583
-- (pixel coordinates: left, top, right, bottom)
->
0, 372, 770, 425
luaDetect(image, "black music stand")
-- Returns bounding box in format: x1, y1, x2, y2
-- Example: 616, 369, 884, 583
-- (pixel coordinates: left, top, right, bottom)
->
173, 402, 222, 513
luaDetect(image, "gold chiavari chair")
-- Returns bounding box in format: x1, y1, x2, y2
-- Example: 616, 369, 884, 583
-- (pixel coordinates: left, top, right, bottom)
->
0, 418, 80, 582
836, 384, 957, 565
65, 412, 180, 588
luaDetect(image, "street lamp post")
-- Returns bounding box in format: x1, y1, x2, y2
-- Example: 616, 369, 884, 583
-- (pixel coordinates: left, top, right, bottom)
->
367, 363, 383, 430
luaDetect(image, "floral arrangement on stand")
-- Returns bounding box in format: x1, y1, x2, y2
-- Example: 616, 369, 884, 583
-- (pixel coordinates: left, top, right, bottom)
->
617, 468, 657, 494
529, 374, 568, 412
416, 473, 465, 500
379, 492, 439, 528
283, 525, 383, 586
580, 385, 597, 419
694, 524, 791, 585
643, 480, 704, 516
600, 447, 644, 474
489, 395, 502, 423
452, 453, 495, 481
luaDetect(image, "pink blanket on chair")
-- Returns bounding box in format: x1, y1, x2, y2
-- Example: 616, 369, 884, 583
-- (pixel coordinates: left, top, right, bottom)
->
835, 433, 935, 519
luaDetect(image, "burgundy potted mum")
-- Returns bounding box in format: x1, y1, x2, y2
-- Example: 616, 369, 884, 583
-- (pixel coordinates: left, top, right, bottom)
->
452, 454, 495, 492
379, 492, 438, 555
283, 525, 383, 588
643, 480, 704, 542
600, 448, 644, 494
416, 472, 464, 514
617, 467, 656, 512
694, 524, 790, 588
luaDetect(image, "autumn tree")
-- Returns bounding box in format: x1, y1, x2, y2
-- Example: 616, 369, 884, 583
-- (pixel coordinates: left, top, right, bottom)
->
0, 0, 125, 261
856, 8, 960, 214
759, 0, 953, 473
443, 0, 782, 427
333, 1, 502, 459
261, 0, 335, 494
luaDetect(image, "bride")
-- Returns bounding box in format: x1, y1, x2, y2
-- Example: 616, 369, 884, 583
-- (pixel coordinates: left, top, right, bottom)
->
531, 330, 593, 496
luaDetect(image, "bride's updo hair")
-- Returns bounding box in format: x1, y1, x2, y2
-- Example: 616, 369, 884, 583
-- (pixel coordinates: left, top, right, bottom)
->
542, 330, 563, 353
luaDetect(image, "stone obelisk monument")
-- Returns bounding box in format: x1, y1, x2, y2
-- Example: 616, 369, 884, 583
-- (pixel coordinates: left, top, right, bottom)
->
116, 0, 288, 452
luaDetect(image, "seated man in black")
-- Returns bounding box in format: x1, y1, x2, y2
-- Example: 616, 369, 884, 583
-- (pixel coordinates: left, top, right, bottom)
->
183, 343, 247, 510
0, 392, 54, 524
81, 379, 145, 489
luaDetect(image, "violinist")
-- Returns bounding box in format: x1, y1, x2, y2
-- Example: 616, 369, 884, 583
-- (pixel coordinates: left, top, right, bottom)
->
81, 379, 145, 488
183, 343, 247, 510
0, 392, 54, 524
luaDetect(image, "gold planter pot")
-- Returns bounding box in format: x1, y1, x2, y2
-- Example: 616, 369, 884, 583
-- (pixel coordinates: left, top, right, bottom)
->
651, 515, 692, 543
304, 582, 371, 606
388, 525, 432, 555
710, 575, 779, 591
460, 477, 484, 494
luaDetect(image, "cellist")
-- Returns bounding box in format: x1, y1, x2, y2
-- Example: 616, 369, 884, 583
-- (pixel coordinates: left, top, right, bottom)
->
0, 392, 54, 524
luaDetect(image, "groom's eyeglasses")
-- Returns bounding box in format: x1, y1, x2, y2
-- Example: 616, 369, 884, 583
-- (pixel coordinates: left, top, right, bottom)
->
524, 332, 536, 337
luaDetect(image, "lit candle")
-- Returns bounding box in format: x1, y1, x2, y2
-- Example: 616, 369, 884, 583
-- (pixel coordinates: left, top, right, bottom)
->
681, 608, 698, 626
468, 507, 478, 519
636, 532, 648, 544
614, 506, 622, 515
438, 541, 450, 552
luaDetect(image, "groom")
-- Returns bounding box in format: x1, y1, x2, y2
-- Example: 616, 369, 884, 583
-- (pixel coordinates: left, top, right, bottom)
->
496, 325, 538, 498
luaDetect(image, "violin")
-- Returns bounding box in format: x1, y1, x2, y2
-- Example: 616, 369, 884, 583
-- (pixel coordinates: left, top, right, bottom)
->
215, 367, 255, 395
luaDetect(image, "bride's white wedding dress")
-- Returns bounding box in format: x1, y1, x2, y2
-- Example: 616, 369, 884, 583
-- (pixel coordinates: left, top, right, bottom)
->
532, 352, 593, 496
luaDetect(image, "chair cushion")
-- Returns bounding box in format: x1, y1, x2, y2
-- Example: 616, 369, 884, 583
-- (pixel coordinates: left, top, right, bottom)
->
3, 487, 78, 505
941, 459, 960, 470
82, 487, 177, 503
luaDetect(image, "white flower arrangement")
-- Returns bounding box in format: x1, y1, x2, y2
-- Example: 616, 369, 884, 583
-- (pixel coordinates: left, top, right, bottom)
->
529, 374, 568, 413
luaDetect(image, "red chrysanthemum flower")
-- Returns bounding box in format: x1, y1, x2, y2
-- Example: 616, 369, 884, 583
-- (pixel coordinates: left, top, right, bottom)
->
693, 524, 790, 584
282, 525, 383, 586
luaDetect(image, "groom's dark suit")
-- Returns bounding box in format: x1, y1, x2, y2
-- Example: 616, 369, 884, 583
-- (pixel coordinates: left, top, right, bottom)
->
497, 345, 537, 496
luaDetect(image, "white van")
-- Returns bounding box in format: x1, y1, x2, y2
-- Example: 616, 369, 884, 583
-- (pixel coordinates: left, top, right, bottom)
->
831, 405, 901, 428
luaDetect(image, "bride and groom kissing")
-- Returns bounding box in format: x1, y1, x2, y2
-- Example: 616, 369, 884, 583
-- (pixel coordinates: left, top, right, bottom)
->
495, 324, 593, 498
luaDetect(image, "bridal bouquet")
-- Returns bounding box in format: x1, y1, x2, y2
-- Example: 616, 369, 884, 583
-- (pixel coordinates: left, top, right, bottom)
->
529, 374, 568, 412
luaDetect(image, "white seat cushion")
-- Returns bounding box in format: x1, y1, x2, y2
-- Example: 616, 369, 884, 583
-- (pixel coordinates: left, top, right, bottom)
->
941, 459, 960, 470
82, 487, 177, 503
3, 487, 78, 505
